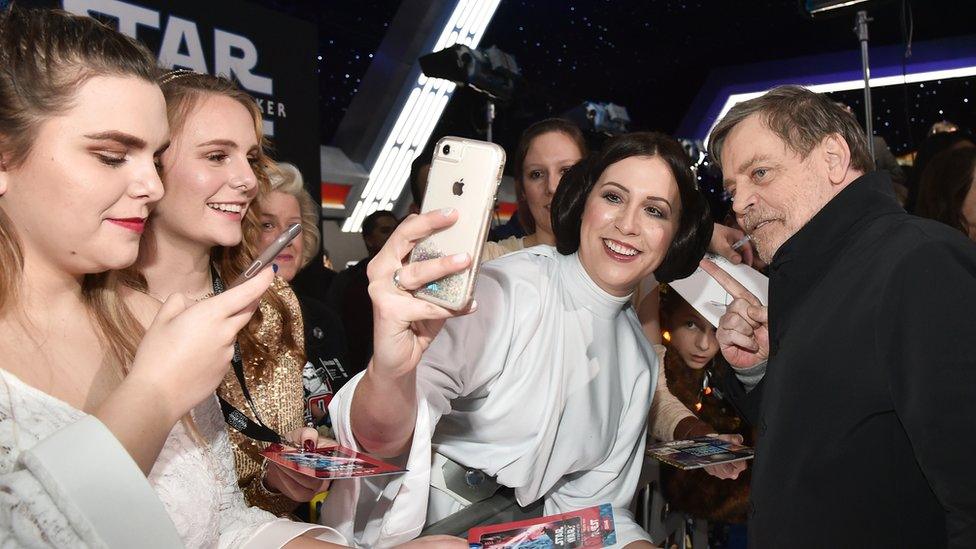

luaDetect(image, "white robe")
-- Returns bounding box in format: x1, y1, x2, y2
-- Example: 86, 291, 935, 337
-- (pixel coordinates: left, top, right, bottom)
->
323, 246, 657, 547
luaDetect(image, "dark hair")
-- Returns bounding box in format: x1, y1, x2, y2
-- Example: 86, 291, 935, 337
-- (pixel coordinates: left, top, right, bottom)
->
0, 6, 158, 168
708, 85, 874, 174
362, 210, 397, 237
408, 153, 430, 206
915, 147, 976, 236
906, 130, 976, 212
659, 286, 692, 329
513, 118, 588, 233
551, 132, 713, 283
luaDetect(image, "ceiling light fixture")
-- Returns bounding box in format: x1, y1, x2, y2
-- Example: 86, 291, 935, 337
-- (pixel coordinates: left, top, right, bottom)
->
342, 0, 501, 232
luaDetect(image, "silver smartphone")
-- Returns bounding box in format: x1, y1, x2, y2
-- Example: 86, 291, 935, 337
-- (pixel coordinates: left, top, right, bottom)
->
231, 223, 302, 287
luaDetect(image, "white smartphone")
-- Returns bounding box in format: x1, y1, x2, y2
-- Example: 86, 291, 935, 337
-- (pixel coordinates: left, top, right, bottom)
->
409, 136, 505, 311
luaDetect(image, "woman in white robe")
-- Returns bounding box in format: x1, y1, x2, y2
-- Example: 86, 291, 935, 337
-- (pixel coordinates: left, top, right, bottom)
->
324, 133, 714, 547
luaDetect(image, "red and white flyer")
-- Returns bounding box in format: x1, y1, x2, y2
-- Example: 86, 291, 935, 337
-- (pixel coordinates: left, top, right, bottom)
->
467, 503, 617, 548
260, 444, 406, 480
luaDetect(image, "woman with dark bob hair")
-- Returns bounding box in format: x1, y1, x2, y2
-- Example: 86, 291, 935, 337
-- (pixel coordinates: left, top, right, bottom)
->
551, 133, 712, 282
915, 147, 976, 241
322, 132, 712, 547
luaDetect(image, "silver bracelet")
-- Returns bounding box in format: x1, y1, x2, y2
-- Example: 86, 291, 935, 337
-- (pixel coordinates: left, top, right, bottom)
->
256, 459, 282, 497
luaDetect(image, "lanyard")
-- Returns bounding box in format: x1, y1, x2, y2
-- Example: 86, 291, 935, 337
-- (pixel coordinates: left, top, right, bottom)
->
211, 266, 290, 447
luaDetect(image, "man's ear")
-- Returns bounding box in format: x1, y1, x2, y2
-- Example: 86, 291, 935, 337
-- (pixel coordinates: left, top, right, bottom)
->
821, 133, 853, 185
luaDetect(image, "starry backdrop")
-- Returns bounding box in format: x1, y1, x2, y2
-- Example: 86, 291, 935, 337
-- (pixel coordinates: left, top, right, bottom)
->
260, 0, 976, 213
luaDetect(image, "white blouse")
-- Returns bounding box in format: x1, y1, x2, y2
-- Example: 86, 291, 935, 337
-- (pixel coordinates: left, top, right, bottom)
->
0, 368, 344, 548
324, 247, 657, 547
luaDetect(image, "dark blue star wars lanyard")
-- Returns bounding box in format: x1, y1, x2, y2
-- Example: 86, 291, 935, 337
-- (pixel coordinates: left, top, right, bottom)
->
211, 266, 291, 447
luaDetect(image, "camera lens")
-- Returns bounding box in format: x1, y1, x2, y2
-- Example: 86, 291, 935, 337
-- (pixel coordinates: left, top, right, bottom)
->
442, 144, 451, 155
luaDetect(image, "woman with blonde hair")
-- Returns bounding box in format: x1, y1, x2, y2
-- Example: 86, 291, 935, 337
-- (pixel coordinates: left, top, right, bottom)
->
128, 71, 331, 515
127, 70, 463, 547
262, 162, 322, 279
258, 162, 348, 426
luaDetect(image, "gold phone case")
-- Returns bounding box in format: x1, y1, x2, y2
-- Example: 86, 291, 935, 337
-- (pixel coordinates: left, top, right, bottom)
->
410, 136, 506, 311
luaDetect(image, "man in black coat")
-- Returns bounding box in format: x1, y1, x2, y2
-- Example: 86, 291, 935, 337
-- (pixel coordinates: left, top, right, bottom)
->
701, 85, 976, 547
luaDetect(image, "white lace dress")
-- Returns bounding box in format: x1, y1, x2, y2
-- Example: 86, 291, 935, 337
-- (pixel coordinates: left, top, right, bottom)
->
0, 368, 345, 548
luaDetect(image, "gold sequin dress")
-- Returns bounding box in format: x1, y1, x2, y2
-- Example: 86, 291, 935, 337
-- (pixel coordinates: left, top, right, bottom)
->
217, 276, 306, 516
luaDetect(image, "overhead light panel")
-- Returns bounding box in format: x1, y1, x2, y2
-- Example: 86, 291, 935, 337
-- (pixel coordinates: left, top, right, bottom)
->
342, 0, 501, 232
705, 64, 976, 146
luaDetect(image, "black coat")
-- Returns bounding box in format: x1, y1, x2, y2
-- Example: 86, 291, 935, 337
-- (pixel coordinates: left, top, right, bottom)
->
295, 291, 349, 427
296, 292, 348, 384
724, 172, 976, 548
326, 258, 373, 377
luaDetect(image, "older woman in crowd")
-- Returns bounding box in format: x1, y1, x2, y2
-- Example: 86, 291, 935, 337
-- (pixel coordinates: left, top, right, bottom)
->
258, 163, 349, 425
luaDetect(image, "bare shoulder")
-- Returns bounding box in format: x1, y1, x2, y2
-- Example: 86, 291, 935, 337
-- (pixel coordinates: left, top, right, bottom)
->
119, 285, 161, 329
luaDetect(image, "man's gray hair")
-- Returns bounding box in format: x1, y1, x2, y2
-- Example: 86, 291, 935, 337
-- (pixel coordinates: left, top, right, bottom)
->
708, 85, 874, 173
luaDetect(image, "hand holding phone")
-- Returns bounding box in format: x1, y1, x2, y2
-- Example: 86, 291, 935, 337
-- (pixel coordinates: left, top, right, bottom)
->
126, 265, 274, 426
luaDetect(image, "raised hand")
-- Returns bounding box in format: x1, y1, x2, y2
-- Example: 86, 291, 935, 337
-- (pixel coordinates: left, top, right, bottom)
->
126, 266, 275, 424
709, 223, 755, 266
699, 259, 768, 369
352, 209, 476, 457
366, 208, 476, 379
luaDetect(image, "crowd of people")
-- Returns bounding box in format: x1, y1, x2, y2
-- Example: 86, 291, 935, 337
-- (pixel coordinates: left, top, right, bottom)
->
0, 6, 973, 549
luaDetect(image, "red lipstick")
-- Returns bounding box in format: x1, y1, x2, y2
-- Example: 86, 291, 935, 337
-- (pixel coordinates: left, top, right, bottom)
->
108, 218, 146, 234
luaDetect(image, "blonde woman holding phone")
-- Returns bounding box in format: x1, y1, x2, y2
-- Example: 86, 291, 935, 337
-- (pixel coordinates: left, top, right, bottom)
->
127, 70, 330, 515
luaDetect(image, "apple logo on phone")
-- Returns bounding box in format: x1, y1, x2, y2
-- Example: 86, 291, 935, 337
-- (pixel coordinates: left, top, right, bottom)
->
452, 178, 465, 196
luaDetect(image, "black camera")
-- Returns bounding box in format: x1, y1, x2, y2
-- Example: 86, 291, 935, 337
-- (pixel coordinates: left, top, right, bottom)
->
442, 144, 451, 155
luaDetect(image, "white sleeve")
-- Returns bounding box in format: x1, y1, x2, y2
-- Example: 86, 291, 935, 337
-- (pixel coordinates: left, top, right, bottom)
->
324, 264, 523, 548
545, 363, 654, 547
0, 415, 183, 548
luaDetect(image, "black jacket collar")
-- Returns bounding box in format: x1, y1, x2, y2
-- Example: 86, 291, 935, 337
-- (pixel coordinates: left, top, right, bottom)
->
766, 171, 904, 347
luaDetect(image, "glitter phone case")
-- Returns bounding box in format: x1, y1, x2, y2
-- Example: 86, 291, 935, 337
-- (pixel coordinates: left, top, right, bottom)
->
409, 137, 505, 311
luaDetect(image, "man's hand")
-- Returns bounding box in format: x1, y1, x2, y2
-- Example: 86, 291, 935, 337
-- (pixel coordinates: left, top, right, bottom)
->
709, 223, 755, 266
699, 259, 769, 369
